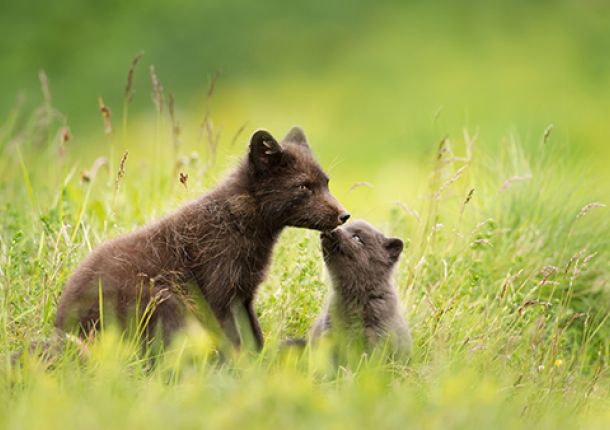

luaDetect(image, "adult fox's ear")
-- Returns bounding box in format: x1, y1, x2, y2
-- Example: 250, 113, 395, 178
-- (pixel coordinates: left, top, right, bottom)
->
385, 238, 404, 263
249, 130, 283, 172
282, 126, 309, 149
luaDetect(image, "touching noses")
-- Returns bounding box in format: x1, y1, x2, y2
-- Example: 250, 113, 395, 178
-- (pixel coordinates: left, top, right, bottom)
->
339, 212, 350, 224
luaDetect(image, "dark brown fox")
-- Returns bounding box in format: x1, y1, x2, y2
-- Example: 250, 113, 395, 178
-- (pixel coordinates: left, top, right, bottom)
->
311, 220, 411, 356
55, 126, 349, 350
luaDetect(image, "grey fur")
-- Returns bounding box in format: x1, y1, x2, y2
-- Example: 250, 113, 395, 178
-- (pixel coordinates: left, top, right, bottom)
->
311, 220, 412, 357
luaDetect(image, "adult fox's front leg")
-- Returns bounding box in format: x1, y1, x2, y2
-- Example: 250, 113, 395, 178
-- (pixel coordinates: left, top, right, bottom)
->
218, 307, 241, 347
243, 298, 263, 350
217, 299, 263, 350
224, 299, 263, 351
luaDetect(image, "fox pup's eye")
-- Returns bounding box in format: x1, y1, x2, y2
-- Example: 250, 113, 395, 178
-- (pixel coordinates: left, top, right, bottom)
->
298, 183, 312, 191
352, 234, 363, 244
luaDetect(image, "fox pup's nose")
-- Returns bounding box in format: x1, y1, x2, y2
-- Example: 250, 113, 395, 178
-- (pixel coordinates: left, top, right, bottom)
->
338, 212, 351, 224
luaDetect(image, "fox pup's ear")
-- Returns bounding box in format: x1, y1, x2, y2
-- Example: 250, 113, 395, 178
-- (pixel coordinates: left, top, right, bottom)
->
385, 238, 403, 263
282, 126, 310, 149
249, 130, 283, 172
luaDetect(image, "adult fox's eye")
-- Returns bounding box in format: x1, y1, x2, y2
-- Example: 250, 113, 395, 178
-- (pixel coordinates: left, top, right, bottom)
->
352, 234, 363, 244
298, 183, 311, 191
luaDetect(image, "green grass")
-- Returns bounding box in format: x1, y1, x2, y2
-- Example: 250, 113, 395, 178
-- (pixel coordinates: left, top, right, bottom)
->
0, 82, 609, 429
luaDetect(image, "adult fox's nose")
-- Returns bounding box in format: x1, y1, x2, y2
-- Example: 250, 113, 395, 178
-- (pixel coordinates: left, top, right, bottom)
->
339, 212, 351, 224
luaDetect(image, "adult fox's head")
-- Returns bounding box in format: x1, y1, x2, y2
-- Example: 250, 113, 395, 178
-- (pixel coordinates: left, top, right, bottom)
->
247, 126, 349, 231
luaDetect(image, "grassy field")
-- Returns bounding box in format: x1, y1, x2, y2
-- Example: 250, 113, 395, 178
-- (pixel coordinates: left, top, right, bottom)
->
0, 77, 609, 428
1, 1, 610, 428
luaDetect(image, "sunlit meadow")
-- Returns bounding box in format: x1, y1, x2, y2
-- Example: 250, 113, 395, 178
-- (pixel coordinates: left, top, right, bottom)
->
1, 1, 609, 428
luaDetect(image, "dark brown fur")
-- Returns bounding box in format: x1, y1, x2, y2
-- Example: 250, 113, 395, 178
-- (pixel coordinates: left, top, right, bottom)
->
55, 127, 349, 350
311, 220, 411, 356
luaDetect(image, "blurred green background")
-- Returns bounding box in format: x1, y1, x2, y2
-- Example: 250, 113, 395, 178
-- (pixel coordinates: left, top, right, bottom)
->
2, 0, 609, 206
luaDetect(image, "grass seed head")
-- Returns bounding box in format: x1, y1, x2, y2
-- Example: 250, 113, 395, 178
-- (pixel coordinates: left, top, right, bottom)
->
150, 65, 164, 114
179, 172, 188, 189
98, 97, 112, 135
576, 202, 606, 220
463, 188, 475, 205
124, 51, 144, 103
59, 126, 71, 157
81, 156, 108, 183
499, 174, 532, 193
543, 124, 554, 144
115, 150, 128, 192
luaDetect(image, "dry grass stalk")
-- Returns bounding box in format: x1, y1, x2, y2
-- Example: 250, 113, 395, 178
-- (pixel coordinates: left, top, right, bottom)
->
456, 187, 476, 225
396, 201, 421, 223
499, 174, 532, 192
207, 70, 220, 99
81, 156, 109, 183
425, 223, 444, 245
198, 72, 220, 131
436, 136, 449, 161
59, 126, 71, 157
179, 172, 188, 190
564, 249, 585, 275
572, 252, 598, 277
434, 165, 467, 199
348, 181, 374, 193
124, 51, 144, 103
471, 218, 493, 235
533, 265, 558, 291
98, 97, 112, 135
576, 202, 606, 220
445, 128, 477, 164
230, 122, 248, 147
500, 269, 524, 298
34, 70, 68, 145
198, 71, 222, 165
541, 265, 558, 277
561, 312, 588, 330
463, 128, 477, 160
543, 124, 553, 144
115, 151, 128, 193
518, 300, 551, 316
168, 92, 181, 153
472, 238, 493, 247
423, 288, 438, 314
463, 188, 475, 206
460, 188, 474, 214
432, 105, 443, 124
38, 70, 52, 109
581, 252, 598, 267
150, 65, 164, 115
204, 119, 222, 167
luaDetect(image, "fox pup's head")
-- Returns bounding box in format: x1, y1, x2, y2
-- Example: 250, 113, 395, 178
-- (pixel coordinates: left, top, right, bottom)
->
320, 220, 403, 284
247, 126, 349, 231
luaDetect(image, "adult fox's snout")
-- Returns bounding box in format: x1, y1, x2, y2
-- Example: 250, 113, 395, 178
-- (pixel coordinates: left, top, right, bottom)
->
323, 191, 350, 227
